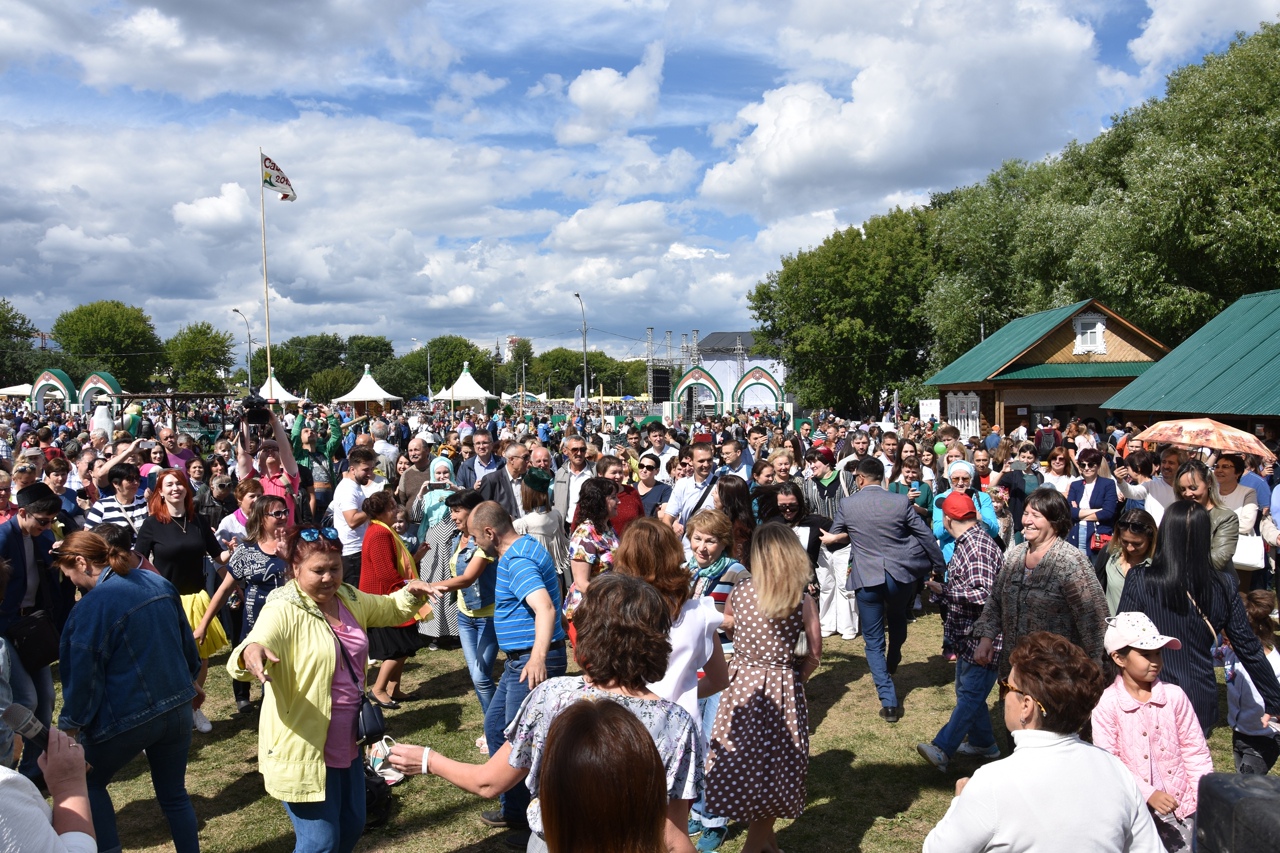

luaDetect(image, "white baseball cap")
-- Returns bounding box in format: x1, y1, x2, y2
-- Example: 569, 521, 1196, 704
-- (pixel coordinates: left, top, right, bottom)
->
1104, 612, 1182, 655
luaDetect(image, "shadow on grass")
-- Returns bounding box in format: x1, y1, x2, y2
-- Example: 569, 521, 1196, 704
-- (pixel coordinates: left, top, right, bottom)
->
110, 769, 266, 848
806, 649, 867, 731
776, 750, 954, 852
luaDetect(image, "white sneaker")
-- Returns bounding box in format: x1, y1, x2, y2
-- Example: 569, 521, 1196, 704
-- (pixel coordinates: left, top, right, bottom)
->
193, 709, 213, 733
956, 741, 1001, 759
916, 742, 948, 772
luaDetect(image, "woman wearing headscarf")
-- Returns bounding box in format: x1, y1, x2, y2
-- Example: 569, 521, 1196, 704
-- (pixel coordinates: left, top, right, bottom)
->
413, 456, 462, 648
932, 460, 1001, 560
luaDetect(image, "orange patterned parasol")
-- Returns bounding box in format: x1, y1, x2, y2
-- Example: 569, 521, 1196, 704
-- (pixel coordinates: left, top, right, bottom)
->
1131, 418, 1275, 462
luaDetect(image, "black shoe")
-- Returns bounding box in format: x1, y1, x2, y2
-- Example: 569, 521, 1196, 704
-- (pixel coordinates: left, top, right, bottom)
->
481, 810, 527, 830
503, 830, 532, 849
879, 706, 901, 723
369, 694, 400, 710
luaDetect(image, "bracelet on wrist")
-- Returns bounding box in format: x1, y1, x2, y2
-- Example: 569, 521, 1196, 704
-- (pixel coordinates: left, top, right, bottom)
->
421, 747, 432, 776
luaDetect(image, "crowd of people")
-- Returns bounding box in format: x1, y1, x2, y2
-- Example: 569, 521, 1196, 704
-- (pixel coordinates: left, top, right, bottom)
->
0, 397, 1279, 852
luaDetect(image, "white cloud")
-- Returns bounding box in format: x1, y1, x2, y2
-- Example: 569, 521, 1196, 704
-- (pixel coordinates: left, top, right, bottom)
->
555, 42, 665, 145
1128, 0, 1275, 74
172, 183, 253, 234
545, 200, 678, 256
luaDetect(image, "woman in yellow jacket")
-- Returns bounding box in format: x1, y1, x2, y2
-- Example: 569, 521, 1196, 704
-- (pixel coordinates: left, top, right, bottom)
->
228, 525, 434, 853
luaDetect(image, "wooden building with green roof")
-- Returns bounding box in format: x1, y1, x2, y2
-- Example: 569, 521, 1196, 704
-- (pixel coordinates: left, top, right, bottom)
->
925, 299, 1168, 440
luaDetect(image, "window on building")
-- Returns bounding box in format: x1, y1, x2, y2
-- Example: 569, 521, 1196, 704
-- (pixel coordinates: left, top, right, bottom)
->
1073, 312, 1107, 355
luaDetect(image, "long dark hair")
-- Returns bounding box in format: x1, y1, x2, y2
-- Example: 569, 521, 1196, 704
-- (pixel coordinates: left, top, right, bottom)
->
1145, 500, 1214, 615
573, 477, 618, 531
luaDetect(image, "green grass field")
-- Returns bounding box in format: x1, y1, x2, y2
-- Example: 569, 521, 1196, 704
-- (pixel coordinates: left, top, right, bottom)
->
90, 615, 1247, 852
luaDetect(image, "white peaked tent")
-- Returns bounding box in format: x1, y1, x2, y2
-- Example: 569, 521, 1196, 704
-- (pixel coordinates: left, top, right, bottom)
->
335, 364, 402, 404
0, 382, 32, 397
258, 369, 300, 403
434, 361, 497, 404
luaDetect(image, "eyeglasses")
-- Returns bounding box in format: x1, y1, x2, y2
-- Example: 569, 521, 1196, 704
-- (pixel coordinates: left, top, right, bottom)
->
998, 678, 1048, 717
567, 446, 585, 453
1079, 462, 1099, 470
298, 527, 340, 542
268, 510, 290, 520
1116, 520, 1152, 535
29, 514, 57, 528
638, 464, 657, 471
778, 503, 799, 513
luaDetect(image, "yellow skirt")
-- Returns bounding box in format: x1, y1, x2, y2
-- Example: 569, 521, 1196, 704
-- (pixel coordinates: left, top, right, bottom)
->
181, 589, 230, 660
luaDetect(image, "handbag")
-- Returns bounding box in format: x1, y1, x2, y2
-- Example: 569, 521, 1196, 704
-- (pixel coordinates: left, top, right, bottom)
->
1232, 533, 1266, 571
329, 624, 387, 746
7, 610, 61, 672
1090, 532, 1112, 551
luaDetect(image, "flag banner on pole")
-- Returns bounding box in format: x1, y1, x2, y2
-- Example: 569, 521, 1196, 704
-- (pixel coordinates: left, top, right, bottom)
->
261, 154, 296, 201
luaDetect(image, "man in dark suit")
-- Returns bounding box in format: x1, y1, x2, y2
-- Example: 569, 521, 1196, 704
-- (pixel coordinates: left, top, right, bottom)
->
0, 482, 69, 780
822, 458, 945, 723
478, 442, 528, 519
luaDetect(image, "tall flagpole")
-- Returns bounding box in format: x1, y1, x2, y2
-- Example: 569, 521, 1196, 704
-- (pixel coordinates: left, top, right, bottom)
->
259, 147, 274, 384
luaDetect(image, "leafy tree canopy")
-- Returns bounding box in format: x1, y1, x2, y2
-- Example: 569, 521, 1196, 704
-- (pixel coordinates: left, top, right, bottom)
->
50, 301, 164, 390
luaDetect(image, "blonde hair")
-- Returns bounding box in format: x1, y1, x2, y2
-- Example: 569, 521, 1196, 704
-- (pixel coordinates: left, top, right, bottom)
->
748, 524, 811, 619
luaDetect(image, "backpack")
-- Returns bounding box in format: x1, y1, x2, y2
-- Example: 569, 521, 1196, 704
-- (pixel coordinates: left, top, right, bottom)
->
1035, 429, 1058, 460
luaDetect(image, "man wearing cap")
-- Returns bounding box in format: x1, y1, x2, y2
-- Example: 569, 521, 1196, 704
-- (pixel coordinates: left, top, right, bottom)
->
916, 491, 1006, 771
479, 442, 530, 519
821, 457, 945, 723
0, 482, 72, 781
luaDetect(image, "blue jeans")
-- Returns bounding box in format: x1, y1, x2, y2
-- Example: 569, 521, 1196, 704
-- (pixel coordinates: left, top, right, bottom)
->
855, 573, 912, 708
932, 658, 999, 756
483, 646, 568, 824
283, 756, 365, 853
691, 693, 726, 829
457, 613, 498, 713
7, 644, 54, 780
84, 704, 198, 853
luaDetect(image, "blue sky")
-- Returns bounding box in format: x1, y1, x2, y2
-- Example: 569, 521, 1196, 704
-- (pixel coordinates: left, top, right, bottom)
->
0, 0, 1273, 377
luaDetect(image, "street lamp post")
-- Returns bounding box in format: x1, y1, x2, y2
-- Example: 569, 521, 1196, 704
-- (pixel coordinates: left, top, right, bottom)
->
573, 292, 588, 413
232, 309, 253, 391
411, 337, 433, 397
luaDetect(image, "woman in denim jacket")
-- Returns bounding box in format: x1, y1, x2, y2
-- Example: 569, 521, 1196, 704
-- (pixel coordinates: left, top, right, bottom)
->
54, 530, 204, 853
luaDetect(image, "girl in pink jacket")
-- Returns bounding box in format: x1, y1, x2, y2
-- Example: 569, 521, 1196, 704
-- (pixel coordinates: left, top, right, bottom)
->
1092, 612, 1213, 852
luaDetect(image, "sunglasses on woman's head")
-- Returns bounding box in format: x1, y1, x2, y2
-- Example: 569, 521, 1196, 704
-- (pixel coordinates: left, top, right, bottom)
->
1116, 520, 1151, 535
299, 526, 340, 542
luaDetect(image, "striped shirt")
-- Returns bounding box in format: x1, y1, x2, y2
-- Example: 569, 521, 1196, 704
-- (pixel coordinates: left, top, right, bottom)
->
85, 495, 150, 541
494, 535, 565, 652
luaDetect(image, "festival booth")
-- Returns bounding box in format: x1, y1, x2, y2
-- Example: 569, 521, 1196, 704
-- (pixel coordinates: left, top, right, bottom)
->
334, 364, 402, 415
925, 299, 1168, 441
434, 362, 498, 414
0, 382, 32, 400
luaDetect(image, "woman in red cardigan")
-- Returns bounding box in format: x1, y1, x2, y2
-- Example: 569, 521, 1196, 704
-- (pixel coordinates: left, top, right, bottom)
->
359, 490, 430, 707
597, 455, 644, 536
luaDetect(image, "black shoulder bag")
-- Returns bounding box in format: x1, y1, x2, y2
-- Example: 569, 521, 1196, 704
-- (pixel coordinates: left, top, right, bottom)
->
329, 623, 387, 745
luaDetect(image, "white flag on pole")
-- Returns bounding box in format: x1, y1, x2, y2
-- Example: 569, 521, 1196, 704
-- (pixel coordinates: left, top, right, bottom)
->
261, 154, 296, 201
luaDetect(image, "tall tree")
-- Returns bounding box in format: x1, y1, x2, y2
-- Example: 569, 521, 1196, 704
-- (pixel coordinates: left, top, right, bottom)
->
306, 366, 358, 404
346, 335, 396, 371
249, 346, 307, 394
282, 333, 346, 380
750, 207, 936, 413
424, 335, 493, 394
0, 299, 37, 387
50, 301, 164, 390
165, 322, 235, 392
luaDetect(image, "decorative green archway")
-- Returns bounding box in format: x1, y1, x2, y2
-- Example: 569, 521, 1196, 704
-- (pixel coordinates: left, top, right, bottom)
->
79, 371, 123, 407
671, 366, 724, 403
32, 369, 77, 413
732, 366, 782, 406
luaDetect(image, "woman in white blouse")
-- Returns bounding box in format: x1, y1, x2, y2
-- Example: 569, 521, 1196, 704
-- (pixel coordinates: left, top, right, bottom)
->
1215, 454, 1259, 533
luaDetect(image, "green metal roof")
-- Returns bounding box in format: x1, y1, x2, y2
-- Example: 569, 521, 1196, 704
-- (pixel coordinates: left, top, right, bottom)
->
994, 362, 1156, 381
1104, 289, 1280, 416
926, 299, 1092, 386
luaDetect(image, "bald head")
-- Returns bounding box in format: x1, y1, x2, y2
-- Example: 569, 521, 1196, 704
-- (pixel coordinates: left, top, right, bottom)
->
355, 434, 373, 449
470, 501, 514, 537
530, 446, 552, 471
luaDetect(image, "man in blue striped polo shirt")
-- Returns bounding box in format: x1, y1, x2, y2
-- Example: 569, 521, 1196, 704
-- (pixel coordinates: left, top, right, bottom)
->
471, 501, 566, 842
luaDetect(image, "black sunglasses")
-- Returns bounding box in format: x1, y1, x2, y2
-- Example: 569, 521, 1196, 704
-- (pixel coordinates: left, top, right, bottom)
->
1116, 520, 1152, 535
299, 527, 340, 542
638, 464, 657, 471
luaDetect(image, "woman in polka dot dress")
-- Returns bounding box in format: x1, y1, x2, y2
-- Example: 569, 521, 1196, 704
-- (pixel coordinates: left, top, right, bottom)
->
705, 523, 822, 853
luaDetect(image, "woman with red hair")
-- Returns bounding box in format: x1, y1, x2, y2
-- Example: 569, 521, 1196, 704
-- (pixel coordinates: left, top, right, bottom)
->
134, 468, 229, 733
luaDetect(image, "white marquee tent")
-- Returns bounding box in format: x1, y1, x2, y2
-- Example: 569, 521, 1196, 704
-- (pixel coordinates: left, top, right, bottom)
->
0, 383, 32, 397
335, 364, 402, 404
258, 369, 300, 403
434, 362, 497, 404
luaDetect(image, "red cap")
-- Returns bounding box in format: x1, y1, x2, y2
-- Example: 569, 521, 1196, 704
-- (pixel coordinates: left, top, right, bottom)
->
941, 491, 977, 520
